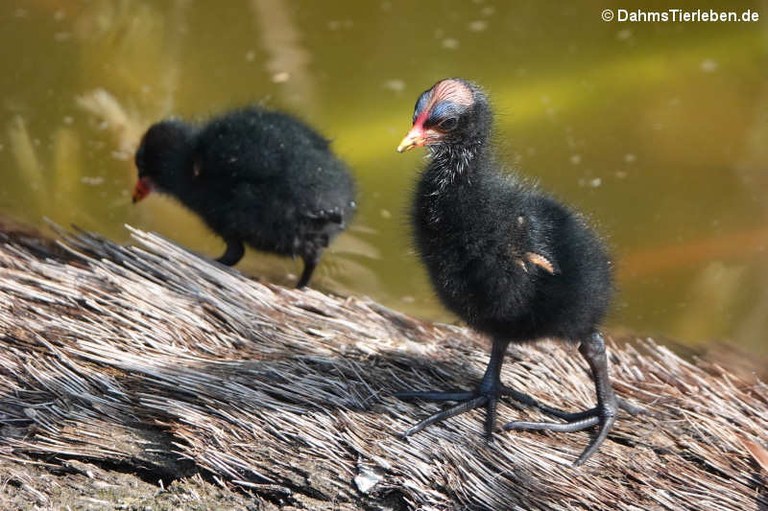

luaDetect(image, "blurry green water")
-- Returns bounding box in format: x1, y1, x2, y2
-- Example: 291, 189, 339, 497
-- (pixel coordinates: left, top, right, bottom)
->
1, 0, 767, 357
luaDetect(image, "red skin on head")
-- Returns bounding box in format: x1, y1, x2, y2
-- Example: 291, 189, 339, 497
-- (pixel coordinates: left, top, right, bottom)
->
415, 79, 474, 128
397, 79, 474, 152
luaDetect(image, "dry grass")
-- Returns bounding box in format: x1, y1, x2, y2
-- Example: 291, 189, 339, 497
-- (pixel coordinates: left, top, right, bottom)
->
0, 224, 765, 510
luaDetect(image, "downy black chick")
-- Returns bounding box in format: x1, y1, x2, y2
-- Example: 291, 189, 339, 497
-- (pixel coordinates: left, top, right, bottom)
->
133, 106, 357, 288
395, 78, 619, 466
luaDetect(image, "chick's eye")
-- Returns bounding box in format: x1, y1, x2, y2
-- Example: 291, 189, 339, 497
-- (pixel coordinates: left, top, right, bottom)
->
438, 117, 458, 131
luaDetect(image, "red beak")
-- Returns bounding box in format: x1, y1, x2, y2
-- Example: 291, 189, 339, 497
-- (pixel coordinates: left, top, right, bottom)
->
132, 177, 153, 203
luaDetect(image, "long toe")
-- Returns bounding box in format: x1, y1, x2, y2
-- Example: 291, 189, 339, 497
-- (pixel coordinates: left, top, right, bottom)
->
502, 403, 617, 466
401, 395, 488, 437
499, 387, 590, 420
618, 397, 645, 416
396, 383, 515, 438
503, 415, 600, 433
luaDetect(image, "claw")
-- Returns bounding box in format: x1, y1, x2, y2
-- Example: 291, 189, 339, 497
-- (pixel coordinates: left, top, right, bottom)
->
395, 333, 622, 465
394, 385, 587, 441
504, 332, 621, 466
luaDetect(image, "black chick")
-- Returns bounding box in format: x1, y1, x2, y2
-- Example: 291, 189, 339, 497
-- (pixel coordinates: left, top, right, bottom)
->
395, 78, 619, 466
133, 106, 356, 288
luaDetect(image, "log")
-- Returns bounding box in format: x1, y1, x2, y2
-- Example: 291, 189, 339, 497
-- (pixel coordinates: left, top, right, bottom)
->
0, 223, 765, 510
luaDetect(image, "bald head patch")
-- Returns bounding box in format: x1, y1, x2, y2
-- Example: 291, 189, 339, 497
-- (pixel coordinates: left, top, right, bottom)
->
413, 79, 475, 130
431, 79, 474, 107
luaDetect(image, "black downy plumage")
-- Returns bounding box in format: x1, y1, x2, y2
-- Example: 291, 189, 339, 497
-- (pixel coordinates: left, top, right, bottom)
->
396, 78, 623, 466
133, 106, 357, 288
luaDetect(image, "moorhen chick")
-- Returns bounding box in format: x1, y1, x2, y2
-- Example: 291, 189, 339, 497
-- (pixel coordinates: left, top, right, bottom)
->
133, 106, 356, 288
395, 78, 620, 466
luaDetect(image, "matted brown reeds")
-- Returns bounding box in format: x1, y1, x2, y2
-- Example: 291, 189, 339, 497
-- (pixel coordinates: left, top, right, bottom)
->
0, 225, 765, 510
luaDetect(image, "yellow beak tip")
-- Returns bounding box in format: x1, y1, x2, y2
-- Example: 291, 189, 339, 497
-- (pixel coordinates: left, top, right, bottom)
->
396, 135, 419, 153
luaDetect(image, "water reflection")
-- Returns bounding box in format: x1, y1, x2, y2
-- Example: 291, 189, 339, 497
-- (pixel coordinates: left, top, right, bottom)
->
1, 0, 766, 357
